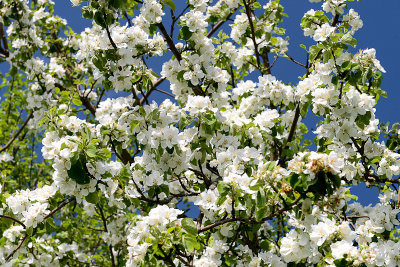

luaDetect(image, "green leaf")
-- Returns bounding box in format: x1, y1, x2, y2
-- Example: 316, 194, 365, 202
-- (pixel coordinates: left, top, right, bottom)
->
26, 227, 34, 236
329, 173, 341, 189
355, 111, 371, 129
341, 33, 357, 47
72, 97, 82, 106
81, 6, 94, 19
67, 156, 91, 185
164, 0, 175, 11
130, 120, 140, 131
61, 142, 68, 150
256, 191, 265, 208
94, 11, 106, 28
46, 219, 57, 234
181, 218, 198, 235
109, 0, 122, 9
183, 235, 196, 252
265, 161, 276, 172
300, 103, 309, 118
217, 182, 230, 197
0, 212, 14, 235
309, 45, 322, 62
86, 191, 99, 204
97, 148, 111, 160
86, 143, 97, 158
288, 173, 300, 188
303, 139, 312, 146
178, 26, 193, 41
177, 70, 185, 82
323, 49, 331, 62
253, 2, 261, 9
167, 226, 178, 234
255, 207, 268, 221
334, 258, 348, 267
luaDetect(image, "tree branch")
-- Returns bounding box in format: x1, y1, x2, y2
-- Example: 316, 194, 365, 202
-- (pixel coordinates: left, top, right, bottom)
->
0, 215, 26, 228
104, 13, 118, 50
285, 53, 307, 68
0, 112, 33, 153
206, 8, 238, 38
97, 204, 116, 267
0, 23, 9, 57
139, 77, 166, 106
243, 0, 261, 71
154, 88, 175, 98
5, 234, 28, 262
199, 194, 303, 233
156, 22, 182, 61
76, 85, 96, 116
43, 196, 76, 220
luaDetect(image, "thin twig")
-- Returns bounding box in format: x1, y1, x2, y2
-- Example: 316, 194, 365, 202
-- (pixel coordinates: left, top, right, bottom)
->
5, 234, 28, 262
104, 13, 118, 50
123, 11, 132, 27
0, 112, 33, 153
0, 215, 26, 228
43, 196, 76, 220
154, 88, 175, 98
206, 8, 238, 38
76, 85, 96, 116
285, 53, 307, 68
139, 77, 166, 106
97, 204, 116, 267
243, 0, 261, 70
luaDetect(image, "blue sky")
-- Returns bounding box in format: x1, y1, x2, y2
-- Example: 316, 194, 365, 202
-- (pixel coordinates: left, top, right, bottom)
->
49, 1, 400, 205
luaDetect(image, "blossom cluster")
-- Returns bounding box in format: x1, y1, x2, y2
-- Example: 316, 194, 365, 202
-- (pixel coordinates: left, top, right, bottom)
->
0, 0, 399, 266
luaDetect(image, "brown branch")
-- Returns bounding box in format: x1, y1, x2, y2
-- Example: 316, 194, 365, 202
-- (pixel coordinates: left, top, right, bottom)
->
206, 8, 238, 38
154, 88, 175, 98
110, 138, 133, 164
332, 14, 340, 27
5, 234, 28, 262
285, 53, 307, 68
199, 217, 241, 233
130, 177, 197, 205
277, 104, 301, 166
243, 0, 261, 70
170, 5, 190, 36
43, 196, 76, 220
156, 22, 182, 61
97, 204, 116, 267
0, 112, 33, 153
76, 85, 96, 116
104, 13, 118, 50
123, 11, 132, 27
0, 23, 9, 56
287, 105, 301, 144
139, 77, 166, 106
267, 55, 279, 71
131, 86, 141, 105
199, 194, 303, 233
95, 88, 106, 109
0, 215, 26, 228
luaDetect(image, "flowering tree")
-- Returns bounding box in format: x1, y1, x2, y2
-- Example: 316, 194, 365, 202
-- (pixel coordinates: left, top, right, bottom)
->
0, 0, 399, 265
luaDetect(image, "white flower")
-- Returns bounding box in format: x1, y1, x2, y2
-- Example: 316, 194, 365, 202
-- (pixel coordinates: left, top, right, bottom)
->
70, 0, 80, 7
330, 240, 356, 259
0, 152, 13, 162
313, 24, 336, 42
185, 95, 213, 115
310, 221, 336, 246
